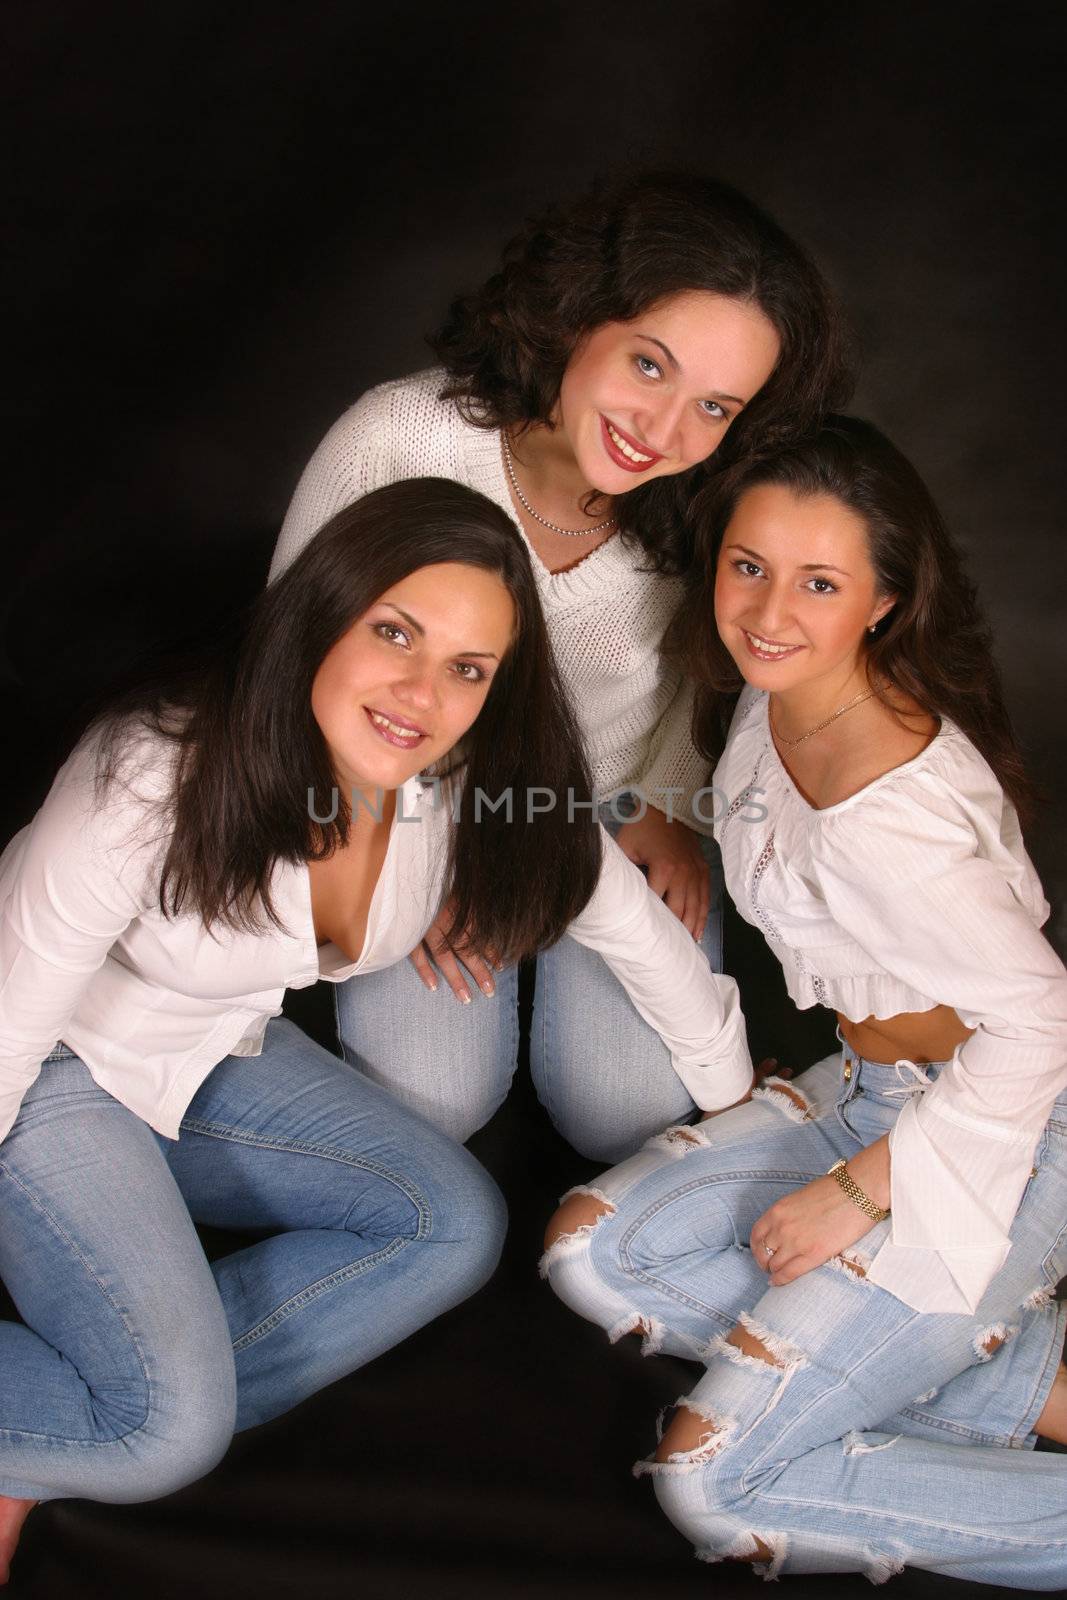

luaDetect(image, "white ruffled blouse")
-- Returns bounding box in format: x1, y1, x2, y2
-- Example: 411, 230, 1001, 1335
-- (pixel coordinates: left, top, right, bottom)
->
714, 688, 1067, 1314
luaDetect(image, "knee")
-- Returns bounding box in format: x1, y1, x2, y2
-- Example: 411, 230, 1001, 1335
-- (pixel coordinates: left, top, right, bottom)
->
649, 1446, 779, 1576
648, 1318, 804, 1498
421, 1086, 508, 1147
538, 1189, 635, 1336
543, 1191, 615, 1255
645, 1398, 762, 1560
553, 1112, 693, 1166
427, 1147, 508, 1293
139, 1383, 237, 1501
95, 1351, 237, 1503
462, 1162, 508, 1288
556, 1123, 634, 1165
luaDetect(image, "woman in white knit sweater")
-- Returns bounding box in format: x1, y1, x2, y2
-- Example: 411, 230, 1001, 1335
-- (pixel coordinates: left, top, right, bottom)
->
270, 172, 849, 1160
542, 418, 1067, 1586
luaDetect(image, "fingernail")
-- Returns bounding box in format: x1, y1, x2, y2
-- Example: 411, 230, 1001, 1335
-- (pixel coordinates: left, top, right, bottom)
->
428, 978, 438, 993
481, 979, 495, 996
458, 989, 472, 1004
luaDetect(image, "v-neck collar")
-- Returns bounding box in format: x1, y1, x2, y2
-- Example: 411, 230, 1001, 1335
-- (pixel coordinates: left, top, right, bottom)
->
455, 419, 647, 603
290, 774, 431, 976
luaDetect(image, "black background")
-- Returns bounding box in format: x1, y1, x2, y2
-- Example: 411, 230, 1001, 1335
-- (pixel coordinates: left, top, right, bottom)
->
4, 4, 1066, 1596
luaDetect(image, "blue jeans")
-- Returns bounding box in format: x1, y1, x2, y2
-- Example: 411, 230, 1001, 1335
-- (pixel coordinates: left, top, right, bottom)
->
0, 1018, 506, 1505
542, 1049, 1067, 1587
337, 802, 725, 1163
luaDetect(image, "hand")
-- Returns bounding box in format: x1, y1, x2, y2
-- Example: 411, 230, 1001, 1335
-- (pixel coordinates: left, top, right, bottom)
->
616, 806, 710, 940
750, 1137, 890, 1286
409, 899, 498, 1003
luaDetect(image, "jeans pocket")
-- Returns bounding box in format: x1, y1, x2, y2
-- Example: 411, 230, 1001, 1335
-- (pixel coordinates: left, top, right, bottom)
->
1039, 1225, 1067, 1294
1038, 1208, 1067, 1292
1028, 1126, 1067, 1290
834, 1089, 903, 1147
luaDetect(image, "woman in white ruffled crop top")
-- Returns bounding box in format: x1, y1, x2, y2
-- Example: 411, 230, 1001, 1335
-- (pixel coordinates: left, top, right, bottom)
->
543, 418, 1067, 1587
270, 171, 849, 1162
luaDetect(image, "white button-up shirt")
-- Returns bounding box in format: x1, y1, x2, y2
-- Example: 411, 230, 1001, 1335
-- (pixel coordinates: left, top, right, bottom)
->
0, 730, 753, 1146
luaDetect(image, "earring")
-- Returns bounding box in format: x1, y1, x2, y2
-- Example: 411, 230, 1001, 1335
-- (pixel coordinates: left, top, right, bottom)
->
868, 624, 877, 634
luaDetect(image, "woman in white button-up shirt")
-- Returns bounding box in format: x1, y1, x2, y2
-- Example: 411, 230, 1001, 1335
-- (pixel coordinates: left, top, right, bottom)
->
0, 478, 752, 1579
543, 419, 1067, 1587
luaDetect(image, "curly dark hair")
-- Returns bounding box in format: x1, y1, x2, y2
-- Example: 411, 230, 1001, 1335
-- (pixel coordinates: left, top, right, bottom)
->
673, 416, 1035, 825
432, 170, 853, 574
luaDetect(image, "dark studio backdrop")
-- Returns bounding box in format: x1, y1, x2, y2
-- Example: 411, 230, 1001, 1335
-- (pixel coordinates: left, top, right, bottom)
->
4, 4, 1066, 1598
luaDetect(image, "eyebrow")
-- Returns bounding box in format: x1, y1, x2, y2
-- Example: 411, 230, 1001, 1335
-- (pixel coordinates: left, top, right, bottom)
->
727, 543, 854, 578
634, 334, 746, 408
381, 603, 501, 659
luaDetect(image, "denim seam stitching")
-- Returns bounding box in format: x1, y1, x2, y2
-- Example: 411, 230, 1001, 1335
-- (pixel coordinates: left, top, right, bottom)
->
737, 1309, 925, 1493
895, 1407, 1019, 1447
0, 1160, 152, 1445
178, 1118, 432, 1240
532, 957, 559, 1128
1040, 1216, 1067, 1292
230, 1236, 410, 1352
752, 1485, 1067, 1545
735, 1318, 927, 1491
332, 985, 353, 1065
616, 1171, 825, 1316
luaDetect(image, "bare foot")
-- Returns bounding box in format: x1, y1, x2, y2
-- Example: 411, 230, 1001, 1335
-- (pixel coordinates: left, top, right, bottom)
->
0, 1497, 36, 1586
1035, 1360, 1067, 1446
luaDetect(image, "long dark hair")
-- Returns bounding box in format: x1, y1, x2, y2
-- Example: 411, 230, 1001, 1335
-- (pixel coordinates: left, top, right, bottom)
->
96, 479, 602, 956
675, 416, 1035, 823
432, 170, 852, 573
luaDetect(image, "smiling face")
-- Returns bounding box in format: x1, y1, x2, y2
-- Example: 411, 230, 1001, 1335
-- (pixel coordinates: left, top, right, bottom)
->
554, 290, 780, 494
714, 485, 896, 700
311, 561, 516, 793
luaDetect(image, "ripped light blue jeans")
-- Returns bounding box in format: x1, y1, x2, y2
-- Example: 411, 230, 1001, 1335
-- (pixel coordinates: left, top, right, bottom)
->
337, 799, 724, 1163
542, 1048, 1067, 1588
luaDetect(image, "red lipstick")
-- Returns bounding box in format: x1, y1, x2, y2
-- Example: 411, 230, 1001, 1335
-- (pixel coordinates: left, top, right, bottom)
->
599, 415, 663, 474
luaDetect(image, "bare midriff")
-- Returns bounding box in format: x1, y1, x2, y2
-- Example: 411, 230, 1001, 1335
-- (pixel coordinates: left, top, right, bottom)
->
838, 1005, 973, 1067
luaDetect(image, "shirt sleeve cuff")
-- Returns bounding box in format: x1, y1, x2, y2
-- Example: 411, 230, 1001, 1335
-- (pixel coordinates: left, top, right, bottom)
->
864, 1095, 1028, 1312
667, 985, 754, 1111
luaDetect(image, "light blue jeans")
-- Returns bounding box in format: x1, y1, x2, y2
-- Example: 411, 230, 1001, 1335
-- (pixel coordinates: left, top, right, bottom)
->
337, 801, 724, 1162
0, 1018, 505, 1505
543, 1048, 1067, 1587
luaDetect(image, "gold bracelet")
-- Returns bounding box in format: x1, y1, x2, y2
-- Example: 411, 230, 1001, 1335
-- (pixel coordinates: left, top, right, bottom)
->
827, 1159, 890, 1222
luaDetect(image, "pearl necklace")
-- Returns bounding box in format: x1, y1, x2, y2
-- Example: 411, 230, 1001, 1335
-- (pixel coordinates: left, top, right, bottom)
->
501, 431, 616, 538
771, 687, 875, 750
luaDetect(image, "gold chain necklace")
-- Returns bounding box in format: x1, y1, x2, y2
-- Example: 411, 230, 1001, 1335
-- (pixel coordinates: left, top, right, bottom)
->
771, 687, 875, 750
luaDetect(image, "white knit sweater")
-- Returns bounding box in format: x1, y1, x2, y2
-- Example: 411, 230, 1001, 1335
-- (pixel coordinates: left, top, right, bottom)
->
269, 369, 711, 828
